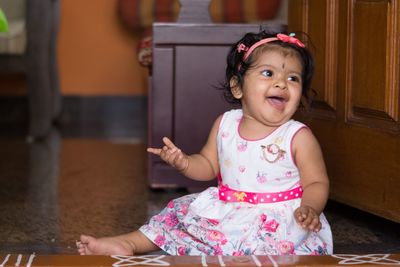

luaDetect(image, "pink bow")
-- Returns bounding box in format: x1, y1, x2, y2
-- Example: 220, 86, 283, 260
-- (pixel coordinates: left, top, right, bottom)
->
276, 33, 305, 48
237, 43, 248, 53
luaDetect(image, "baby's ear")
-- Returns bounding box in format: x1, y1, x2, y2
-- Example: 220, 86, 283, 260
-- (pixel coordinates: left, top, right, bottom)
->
230, 77, 243, 99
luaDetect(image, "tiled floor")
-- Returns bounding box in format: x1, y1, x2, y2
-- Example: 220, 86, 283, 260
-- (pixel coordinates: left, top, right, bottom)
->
0, 125, 399, 255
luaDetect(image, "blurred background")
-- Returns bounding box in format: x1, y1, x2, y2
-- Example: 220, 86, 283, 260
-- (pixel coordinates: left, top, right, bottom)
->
0, 0, 285, 139
0, 0, 149, 139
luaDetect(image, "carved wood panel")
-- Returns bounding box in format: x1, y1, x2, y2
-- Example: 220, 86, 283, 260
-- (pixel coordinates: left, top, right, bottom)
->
288, 0, 338, 119
288, 0, 400, 222
346, 0, 400, 132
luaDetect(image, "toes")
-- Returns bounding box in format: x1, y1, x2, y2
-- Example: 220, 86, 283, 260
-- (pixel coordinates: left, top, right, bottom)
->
80, 234, 90, 242
78, 235, 97, 255
80, 234, 95, 244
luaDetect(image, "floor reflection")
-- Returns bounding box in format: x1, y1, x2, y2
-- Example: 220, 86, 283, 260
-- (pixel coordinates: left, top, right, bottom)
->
27, 128, 61, 241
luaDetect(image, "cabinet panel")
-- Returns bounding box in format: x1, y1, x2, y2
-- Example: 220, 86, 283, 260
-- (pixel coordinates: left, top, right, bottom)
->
175, 46, 231, 154
150, 47, 174, 147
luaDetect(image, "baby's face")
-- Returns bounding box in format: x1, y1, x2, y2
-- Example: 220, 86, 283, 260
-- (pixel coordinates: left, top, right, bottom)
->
237, 47, 303, 127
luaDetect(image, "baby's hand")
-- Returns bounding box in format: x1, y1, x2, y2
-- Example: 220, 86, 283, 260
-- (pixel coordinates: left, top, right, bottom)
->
294, 205, 322, 232
147, 137, 189, 172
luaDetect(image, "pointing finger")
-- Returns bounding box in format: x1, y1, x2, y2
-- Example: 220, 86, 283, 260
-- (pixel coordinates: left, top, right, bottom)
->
147, 147, 162, 155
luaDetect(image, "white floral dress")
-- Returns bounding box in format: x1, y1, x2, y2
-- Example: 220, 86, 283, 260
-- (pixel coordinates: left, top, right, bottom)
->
140, 109, 333, 255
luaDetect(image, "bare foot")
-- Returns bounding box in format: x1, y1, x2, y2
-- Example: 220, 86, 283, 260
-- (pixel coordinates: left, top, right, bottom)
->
77, 234, 136, 255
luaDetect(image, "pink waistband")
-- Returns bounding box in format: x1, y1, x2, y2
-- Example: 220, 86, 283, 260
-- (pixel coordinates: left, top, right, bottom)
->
218, 183, 303, 204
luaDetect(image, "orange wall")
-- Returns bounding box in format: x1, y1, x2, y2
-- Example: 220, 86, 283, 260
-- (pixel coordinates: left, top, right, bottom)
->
0, 0, 147, 96
58, 0, 148, 96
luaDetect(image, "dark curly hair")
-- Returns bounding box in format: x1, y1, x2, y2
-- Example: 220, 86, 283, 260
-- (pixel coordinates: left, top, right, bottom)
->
219, 30, 314, 105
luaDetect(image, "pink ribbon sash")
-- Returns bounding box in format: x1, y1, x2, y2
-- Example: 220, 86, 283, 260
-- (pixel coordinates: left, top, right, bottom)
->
218, 183, 303, 204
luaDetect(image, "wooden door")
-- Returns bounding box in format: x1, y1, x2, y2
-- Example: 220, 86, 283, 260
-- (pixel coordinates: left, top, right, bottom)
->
288, 0, 400, 222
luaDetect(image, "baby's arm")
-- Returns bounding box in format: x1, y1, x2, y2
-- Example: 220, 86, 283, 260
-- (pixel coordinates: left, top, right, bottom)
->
147, 116, 221, 181
292, 127, 330, 232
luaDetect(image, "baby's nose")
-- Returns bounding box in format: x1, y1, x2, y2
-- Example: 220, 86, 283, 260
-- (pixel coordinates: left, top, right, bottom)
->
274, 78, 287, 89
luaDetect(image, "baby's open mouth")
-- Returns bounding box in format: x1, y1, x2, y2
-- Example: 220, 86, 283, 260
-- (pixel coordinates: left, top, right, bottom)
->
268, 96, 285, 102
267, 96, 287, 110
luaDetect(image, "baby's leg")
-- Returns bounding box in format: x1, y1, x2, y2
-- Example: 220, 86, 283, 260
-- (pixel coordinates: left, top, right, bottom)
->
77, 231, 159, 255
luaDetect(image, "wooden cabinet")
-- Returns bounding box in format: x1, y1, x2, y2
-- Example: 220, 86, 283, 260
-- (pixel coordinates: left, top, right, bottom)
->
289, 0, 400, 222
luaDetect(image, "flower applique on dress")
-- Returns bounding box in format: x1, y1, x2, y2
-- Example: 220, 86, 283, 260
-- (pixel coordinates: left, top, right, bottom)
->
233, 191, 247, 202
261, 143, 286, 163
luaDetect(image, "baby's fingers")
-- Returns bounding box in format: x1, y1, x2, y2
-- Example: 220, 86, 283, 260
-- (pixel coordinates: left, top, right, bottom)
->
295, 207, 321, 231
147, 136, 178, 157
160, 145, 177, 161
294, 208, 307, 223
147, 147, 162, 155
312, 221, 322, 232
163, 137, 178, 150
166, 148, 185, 167
165, 148, 180, 164
304, 215, 320, 231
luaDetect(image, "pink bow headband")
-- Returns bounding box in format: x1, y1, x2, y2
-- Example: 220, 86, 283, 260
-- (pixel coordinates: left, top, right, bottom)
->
237, 33, 305, 61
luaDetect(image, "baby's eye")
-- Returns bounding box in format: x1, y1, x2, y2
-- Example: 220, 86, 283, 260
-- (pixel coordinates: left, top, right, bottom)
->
261, 70, 273, 77
288, 75, 301, 82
